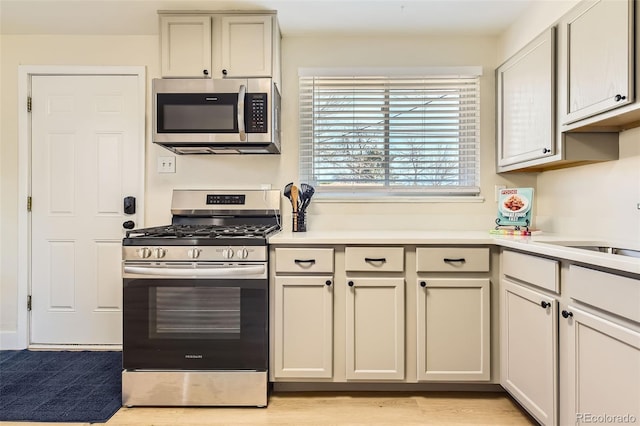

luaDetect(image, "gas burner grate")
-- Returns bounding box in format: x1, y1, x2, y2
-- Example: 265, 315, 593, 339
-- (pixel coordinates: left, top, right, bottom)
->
126, 224, 280, 239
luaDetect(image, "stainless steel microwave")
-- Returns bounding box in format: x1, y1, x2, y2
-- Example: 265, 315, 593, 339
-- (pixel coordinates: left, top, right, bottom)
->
152, 78, 280, 154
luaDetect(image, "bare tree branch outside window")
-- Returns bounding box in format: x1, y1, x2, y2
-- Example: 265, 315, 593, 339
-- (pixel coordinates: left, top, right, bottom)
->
299, 74, 480, 196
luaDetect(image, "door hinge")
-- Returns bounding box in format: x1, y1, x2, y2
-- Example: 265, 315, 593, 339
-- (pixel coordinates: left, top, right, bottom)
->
27, 295, 32, 311
27, 196, 32, 212
27, 96, 32, 113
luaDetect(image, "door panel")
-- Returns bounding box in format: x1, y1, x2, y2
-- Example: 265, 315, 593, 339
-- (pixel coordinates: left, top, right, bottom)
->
31, 74, 143, 345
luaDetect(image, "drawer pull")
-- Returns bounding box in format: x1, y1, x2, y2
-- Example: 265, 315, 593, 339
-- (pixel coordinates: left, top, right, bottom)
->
348, 280, 355, 287
443, 258, 466, 263
325, 280, 332, 286
561, 310, 573, 319
364, 257, 387, 263
540, 301, 551, 309
419, 281, 427, 287
294, 259, 316, 265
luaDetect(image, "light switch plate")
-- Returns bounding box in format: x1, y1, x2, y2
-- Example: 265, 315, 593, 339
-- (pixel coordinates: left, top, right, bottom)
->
157, 156, 176, 173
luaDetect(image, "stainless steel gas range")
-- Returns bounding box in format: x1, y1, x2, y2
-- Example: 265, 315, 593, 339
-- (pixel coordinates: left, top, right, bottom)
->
121, 189, 280, 407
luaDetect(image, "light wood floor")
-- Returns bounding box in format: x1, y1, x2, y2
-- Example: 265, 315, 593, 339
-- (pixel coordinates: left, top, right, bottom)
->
1, 391, 537, 425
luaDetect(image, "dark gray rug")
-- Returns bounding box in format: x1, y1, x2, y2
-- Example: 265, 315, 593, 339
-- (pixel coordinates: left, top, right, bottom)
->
0, 350, 122, 423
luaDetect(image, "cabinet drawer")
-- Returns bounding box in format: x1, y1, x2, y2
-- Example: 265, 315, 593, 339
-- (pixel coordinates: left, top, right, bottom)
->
569, 265, 640, 323
502, 250, 559, 293
345, 247, 404, 272
416, 247, 489, 272
275, 248, 334, 273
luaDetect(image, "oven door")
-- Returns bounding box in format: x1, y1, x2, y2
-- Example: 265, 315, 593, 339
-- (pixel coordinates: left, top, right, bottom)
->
122, 262, 267, 371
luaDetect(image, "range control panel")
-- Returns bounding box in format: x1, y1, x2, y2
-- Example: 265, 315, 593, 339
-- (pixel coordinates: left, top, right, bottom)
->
206, 194, 246, 205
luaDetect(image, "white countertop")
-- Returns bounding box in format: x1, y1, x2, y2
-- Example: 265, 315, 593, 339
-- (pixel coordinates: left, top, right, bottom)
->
269, 230, 640, 275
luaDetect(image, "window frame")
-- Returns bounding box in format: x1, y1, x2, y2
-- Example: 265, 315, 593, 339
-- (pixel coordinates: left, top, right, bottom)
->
298, 67, 483, 199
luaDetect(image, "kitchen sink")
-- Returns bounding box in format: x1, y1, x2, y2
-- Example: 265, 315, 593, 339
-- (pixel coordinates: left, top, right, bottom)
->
543, 241, 640, 258
566, 245, 640, 258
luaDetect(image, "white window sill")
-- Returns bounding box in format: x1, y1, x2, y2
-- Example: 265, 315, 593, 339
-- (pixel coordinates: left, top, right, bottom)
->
313, 195, 485, 204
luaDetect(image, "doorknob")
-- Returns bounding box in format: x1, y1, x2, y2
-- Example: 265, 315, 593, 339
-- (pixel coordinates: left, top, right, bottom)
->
124, 196, 136, 215
123, 221, 135, 230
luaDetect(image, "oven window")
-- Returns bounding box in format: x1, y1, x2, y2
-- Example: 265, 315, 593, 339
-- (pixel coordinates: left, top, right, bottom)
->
149, 287, 240, 339
163, 104, 235, 130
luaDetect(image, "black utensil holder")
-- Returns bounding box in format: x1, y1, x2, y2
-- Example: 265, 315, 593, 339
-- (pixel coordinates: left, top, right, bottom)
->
292, 211, 306, 232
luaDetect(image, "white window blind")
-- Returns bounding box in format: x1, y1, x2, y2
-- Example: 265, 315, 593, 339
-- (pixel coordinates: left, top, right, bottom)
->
299, 70, 481, 196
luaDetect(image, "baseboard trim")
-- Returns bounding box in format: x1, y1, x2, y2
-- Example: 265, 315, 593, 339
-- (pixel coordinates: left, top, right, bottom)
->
272, 382, 504, 393
28, 344, 122, 351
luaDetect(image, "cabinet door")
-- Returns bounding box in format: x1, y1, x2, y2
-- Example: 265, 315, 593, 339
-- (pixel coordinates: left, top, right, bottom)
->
416, 278, 490, 381
273, 276, 333, 378
160, 16, 212, 78
501, 280, 558, 426
561, 0, 634, 124
345, 277, 404, 380
560, 305, 640, 426
219, 15, 272, 78
496, 28, 556, 166
497, 28, 555, 168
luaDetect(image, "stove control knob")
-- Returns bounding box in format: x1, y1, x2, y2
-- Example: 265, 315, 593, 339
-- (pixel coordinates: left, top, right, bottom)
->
222, 248, 235, 259
137, 247, 151, 259
237, 248, 249, 259
153, 247, 167, 259
187, 248, 201, 259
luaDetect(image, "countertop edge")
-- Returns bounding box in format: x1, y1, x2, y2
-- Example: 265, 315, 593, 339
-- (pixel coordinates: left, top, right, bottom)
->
268, 231, 640, 275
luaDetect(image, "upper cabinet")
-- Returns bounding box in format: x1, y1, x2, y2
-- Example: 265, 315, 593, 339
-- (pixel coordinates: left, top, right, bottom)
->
160, 16, 212, 78
559, 0, 634, 125
220, 16, 273, 78
497, 28, 555, 169
159, 12, 281, 87
496, 0, 630, 172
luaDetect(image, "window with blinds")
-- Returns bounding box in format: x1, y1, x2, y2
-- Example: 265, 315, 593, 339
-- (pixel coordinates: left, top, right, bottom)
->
299, 69, 481, 197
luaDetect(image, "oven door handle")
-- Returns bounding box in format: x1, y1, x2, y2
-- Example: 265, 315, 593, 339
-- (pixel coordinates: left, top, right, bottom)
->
123, 264, 266, 278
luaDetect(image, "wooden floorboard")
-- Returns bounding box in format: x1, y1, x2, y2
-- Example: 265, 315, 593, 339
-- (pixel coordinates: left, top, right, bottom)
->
1, 391, 538, 425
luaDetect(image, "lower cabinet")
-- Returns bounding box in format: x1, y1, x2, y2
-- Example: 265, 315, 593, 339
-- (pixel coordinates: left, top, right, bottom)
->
416, 278, 490, 381
560, 305, 640, 426
345, 277, 405, 380
273, 276, 334, 378
501, 279, 558, 425
272, 245, 491, 384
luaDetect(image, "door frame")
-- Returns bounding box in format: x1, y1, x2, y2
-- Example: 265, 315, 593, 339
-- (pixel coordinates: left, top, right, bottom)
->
15, 65, 146, 349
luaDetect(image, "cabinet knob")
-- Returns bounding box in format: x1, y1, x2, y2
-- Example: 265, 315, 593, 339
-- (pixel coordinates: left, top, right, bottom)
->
348, 280, 354, 287
420, 281, 427, 287
222, 69, 228, 76
203, 69, 209, 76
542, 148, 551, 154
540, 301, 550, 308
614, 94, 627, 102
325, 280, 332, 286
561, 310, 573, 319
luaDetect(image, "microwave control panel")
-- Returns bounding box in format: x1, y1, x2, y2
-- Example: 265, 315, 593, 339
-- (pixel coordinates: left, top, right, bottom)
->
246, 93, 267, 133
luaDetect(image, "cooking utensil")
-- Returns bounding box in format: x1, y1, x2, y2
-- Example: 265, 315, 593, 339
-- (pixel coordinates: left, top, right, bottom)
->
300, 183, 315, 212
291, 185, 300, 232
283, 182, 294, 208
291, 185, 299, 212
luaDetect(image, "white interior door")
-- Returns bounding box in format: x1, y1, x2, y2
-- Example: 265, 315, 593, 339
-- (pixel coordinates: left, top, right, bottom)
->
30, 74, 143, 345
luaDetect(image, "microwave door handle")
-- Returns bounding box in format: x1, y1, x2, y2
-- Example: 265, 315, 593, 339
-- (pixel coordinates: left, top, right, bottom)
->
237, 85, 246, 141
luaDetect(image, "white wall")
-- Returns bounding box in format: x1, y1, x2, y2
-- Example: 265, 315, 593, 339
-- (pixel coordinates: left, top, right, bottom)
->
281, 35, 535, 231
0, 30, 536, 345
498, 0, 640, 243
